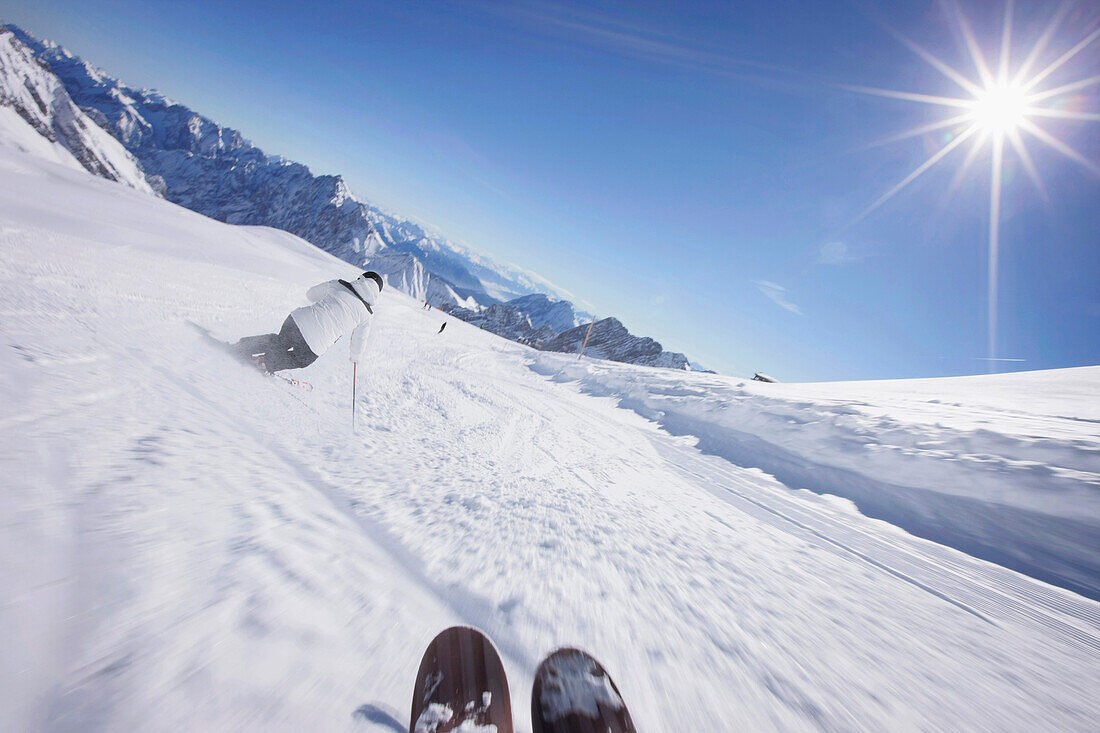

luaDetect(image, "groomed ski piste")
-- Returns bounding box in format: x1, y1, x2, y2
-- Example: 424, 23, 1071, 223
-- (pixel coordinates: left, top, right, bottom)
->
1, 139, 1098, 732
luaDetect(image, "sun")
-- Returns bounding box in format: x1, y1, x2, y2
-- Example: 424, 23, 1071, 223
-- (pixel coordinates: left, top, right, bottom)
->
969, 80, 1029, 135
843, 1, 1099, 367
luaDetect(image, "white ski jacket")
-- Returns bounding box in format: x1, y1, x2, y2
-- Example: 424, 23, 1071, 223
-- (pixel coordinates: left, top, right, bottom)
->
290, 275, 378, 362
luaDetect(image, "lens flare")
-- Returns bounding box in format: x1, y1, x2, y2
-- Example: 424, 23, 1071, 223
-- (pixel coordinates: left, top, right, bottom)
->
846, 1, 1099, 367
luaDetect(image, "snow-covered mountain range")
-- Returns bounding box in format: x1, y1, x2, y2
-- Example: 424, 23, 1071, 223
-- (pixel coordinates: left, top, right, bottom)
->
2, 23, 697, 370
6, 25, 495, 305
504, 293, 585, 333
441, 293, 584, 347
0, 27, 152, 193
441, 301, 558, 347
440, 295, 692, 369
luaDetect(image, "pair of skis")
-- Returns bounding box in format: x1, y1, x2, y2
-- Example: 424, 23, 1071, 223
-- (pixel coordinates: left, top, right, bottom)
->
411, 626, 636, 733
189, 322, 313, 391
244, 352, 314, 392
270, 371, 313, 391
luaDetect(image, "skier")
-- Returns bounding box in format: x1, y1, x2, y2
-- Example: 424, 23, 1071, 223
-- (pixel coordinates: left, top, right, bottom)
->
233, 271, 383, 372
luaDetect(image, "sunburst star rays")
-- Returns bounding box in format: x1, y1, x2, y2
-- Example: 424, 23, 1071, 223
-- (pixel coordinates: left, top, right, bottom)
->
845, 1, 1098, 367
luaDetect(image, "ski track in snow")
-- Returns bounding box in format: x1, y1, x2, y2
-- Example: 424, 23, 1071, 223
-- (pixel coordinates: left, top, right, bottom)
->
1, 149, 1099, 732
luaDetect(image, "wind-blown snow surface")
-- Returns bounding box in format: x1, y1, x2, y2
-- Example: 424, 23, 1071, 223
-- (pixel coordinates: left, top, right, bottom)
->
2, 147, 1099, 732
531, 358, 1100, 601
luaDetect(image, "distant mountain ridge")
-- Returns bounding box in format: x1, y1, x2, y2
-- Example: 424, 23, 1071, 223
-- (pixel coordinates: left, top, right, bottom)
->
504, 293, 583, 333
439, 298, 690, 370
441, 301, 557, 348
543, 318, 690, 370
440, 293, 581, 349
3, 23, 700, 371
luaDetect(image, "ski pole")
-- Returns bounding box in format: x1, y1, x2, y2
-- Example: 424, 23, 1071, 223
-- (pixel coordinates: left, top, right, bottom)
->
578, 316, 596, 359
352, 361, 357, 431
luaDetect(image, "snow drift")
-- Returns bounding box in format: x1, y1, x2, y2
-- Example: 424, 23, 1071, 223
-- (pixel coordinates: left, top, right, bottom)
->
532, 354, 1100, 599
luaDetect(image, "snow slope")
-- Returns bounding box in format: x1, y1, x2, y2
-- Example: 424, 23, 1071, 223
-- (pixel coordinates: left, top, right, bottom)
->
2, 146, 1098, 732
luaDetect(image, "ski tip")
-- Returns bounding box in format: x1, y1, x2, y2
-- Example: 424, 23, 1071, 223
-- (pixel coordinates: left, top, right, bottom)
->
532, 648, 636, 733
411, 626, 512, 733
425, 625, 488, 647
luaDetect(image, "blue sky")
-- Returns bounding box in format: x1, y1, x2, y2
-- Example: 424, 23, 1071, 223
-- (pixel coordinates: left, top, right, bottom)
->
4, 0, 1098, 380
